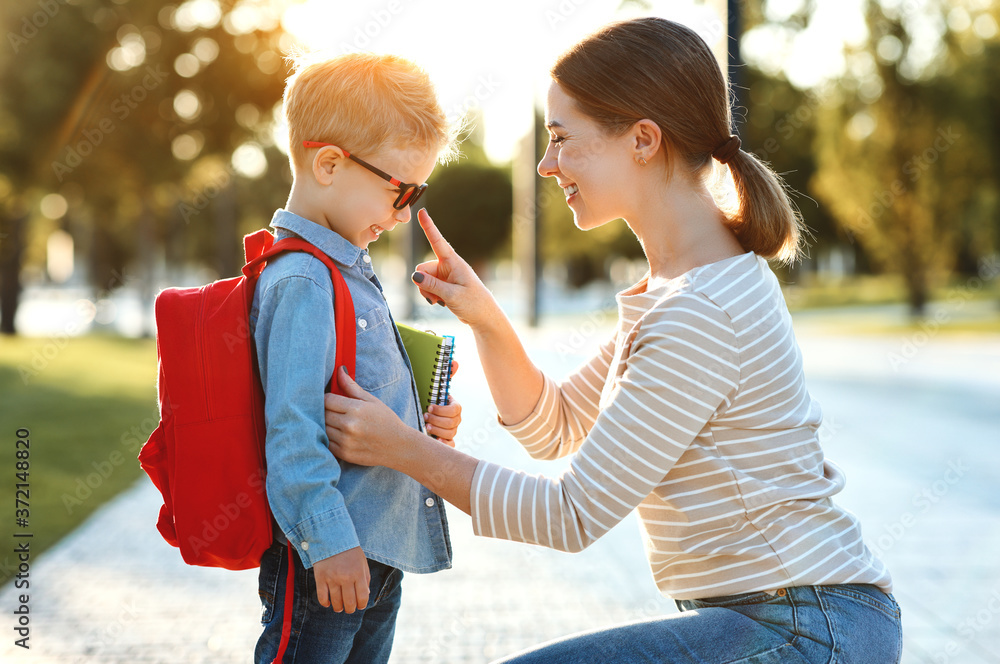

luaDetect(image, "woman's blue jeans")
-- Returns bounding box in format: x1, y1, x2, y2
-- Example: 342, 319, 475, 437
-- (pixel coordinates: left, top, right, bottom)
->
254, 540, 404, 664
493, 584, 902, 663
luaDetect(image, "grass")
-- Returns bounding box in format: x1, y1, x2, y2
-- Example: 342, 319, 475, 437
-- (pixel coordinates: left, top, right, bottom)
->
782, 275, 1000, 336
782, 275, 912, 310
0, 334, 158, 583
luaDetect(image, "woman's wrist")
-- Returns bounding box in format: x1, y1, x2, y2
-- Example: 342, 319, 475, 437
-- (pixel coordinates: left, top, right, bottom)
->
391, 427, 477, 515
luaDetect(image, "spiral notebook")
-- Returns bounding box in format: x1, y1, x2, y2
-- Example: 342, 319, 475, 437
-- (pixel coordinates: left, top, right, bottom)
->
395, 322, 455, 413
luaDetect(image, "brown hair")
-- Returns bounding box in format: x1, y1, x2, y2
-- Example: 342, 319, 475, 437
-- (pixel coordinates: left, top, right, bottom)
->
284, 52, 458, 174
551, 17, 804, 263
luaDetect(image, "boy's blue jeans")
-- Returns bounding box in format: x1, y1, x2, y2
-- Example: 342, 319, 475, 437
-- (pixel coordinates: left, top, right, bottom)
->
493, 583, 902, 663
255, 540, 403, 664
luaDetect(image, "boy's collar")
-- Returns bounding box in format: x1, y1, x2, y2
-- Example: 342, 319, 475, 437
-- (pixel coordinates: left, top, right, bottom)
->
269, 209, 370, 269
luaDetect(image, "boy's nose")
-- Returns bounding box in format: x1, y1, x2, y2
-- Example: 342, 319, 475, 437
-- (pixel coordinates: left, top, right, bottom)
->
394, 206, 412, 224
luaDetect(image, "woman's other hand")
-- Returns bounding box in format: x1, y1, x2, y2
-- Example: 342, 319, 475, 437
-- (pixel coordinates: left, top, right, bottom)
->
325, 367, 410, 467
412, 208, 499, 329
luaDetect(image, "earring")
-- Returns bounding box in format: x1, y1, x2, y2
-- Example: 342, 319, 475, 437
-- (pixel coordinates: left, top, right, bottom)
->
637, 156, 647, 166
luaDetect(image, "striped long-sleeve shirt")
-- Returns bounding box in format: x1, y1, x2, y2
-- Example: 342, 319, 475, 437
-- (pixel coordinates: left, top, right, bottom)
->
471, 251, 892, 600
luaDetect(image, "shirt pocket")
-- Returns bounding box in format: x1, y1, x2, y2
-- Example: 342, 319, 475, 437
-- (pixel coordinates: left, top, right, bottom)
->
353, 304, 407, 392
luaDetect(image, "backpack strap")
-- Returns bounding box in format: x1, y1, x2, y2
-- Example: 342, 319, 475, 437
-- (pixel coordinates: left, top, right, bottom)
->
242, 232, 358, 664
244, 236, 357, 391
243, 228, 276, 264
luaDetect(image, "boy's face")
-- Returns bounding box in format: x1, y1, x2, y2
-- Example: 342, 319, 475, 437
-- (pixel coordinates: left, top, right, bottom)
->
324, 146, 438, 249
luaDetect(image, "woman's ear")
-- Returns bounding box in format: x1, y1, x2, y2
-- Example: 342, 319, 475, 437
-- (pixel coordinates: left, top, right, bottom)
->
312, 145, 346, 186
632, 119, 663, 163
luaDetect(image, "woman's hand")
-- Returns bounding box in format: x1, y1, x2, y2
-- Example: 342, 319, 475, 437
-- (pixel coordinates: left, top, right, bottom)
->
324, 367, 411, 468
324, 365, 479, 516
412, 208, 500, 329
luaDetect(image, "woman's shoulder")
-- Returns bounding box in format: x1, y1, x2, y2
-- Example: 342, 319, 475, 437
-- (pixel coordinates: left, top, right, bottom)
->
639, 252, 775, 334
686, 251, 780, 320
637, 287, 737, 348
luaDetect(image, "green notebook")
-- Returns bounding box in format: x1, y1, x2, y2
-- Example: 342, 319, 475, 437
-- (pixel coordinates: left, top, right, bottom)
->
396, 322, 455, 413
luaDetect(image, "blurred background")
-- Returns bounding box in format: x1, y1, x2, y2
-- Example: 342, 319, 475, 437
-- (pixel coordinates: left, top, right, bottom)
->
1, 0, 999, 662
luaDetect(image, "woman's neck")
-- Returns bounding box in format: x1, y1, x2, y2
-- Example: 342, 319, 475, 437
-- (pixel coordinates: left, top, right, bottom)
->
625, 174, 745, 286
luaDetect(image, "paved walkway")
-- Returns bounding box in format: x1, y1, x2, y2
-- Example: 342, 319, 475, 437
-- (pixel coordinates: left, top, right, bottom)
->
2, 312, 1000, 663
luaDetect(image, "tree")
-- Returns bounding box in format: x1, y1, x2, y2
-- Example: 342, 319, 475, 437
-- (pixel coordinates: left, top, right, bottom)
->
0, 0, 108, 333
420, 126, 513, 271
807, 0, 999, 315
741, 66, 845, 281
0, 0, 291, 334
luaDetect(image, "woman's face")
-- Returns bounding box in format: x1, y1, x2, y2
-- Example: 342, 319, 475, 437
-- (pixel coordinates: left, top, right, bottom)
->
537, 81, 634, 230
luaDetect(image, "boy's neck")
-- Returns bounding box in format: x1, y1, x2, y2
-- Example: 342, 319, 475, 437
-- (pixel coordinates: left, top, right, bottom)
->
285, 182, 336, 234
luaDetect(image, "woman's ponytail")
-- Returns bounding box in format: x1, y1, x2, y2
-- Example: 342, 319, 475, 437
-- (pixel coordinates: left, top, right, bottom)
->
723, 148, 804, 265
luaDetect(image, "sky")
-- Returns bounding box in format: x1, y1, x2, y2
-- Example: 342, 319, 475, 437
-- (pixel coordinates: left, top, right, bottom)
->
278, 0, 867, 163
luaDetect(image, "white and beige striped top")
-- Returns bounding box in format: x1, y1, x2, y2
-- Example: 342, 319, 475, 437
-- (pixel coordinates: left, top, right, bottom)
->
471, 251, 891, 600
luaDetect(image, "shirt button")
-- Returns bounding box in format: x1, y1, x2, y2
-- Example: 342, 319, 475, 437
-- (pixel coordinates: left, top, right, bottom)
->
425, 498, 435, 508
358, 318, 368, 329
300, 541, 309, 551
362, 254, 372, 264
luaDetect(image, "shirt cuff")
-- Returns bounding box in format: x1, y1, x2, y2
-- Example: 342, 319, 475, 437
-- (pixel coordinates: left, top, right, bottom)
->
284, 507, 360, 568
469, 459, 501, 539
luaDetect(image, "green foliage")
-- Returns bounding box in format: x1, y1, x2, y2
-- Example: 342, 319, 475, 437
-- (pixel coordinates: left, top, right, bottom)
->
423, 150, 513, 267
806, 1, 1000, 315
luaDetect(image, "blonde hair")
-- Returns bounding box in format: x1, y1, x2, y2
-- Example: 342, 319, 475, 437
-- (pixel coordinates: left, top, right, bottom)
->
551, 17, 805, 264
283, 52, 457, 174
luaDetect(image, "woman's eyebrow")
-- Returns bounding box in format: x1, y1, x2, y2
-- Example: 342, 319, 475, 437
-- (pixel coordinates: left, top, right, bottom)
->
545, 120, 565, 129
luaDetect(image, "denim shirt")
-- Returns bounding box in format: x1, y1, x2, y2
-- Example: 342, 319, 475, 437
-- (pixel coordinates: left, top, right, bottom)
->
249, 209, 452, 574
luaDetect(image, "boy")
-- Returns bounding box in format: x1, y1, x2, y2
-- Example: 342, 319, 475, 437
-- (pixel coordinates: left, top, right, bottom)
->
250, 52, 460, 664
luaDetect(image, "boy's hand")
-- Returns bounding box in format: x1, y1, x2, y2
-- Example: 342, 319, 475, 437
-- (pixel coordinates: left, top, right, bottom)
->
424, 396, 462, 447
312, 546, 370, 613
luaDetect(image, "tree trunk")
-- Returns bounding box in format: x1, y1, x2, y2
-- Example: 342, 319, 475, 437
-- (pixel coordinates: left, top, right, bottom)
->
214, 183, 238, 279
900, 234, 929, 319
0, 207, 27, 335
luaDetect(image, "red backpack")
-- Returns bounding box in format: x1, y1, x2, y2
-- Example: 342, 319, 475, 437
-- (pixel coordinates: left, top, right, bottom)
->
139, 229, 355, 663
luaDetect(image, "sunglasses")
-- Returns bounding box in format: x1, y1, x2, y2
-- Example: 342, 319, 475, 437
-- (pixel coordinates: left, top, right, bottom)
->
302, 141, 428, 210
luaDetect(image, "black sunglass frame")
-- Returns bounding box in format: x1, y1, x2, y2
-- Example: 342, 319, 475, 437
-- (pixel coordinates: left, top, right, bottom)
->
302, 141, 427, 210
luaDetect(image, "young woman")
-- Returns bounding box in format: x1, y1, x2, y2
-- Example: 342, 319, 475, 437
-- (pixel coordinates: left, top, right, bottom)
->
324, 17, 901, 663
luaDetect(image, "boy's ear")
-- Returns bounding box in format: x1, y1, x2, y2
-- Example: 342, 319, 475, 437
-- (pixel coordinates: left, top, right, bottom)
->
312, 145, 347, 186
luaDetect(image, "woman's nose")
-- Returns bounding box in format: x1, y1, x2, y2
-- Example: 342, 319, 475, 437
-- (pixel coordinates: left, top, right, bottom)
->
537, 144, 558, 178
